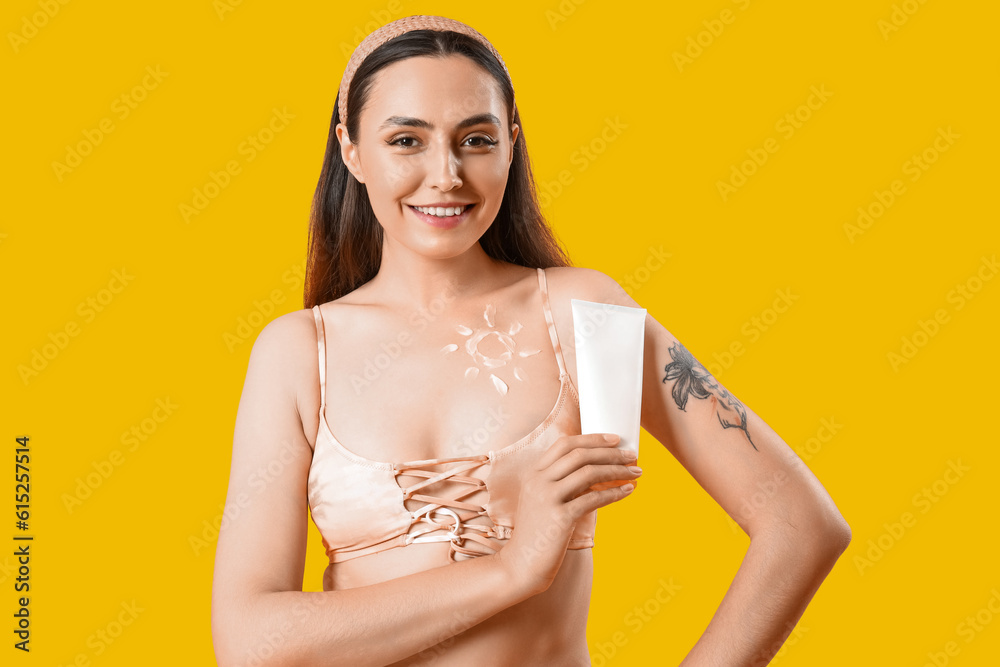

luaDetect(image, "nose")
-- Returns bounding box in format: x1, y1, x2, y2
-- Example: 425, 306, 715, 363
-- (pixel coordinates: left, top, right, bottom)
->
425, 142, 463, 191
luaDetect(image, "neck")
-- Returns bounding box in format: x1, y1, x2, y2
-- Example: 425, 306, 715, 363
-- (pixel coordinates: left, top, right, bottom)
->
366, 238, 511, 312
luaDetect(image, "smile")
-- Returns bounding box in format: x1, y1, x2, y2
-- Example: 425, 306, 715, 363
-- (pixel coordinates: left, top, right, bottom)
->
410, 204, 472, 217
407, 204, 475, 229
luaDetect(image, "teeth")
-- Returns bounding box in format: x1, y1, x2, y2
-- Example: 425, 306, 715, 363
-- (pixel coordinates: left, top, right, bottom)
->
414, 205, 468, 217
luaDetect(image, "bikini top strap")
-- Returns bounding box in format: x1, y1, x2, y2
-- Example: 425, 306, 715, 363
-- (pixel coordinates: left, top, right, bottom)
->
312, 305, 327, 410
536, 267, 568, 378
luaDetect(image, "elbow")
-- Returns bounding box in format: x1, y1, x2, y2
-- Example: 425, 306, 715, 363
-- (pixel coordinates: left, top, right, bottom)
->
800, 513, 852, 582
807, 498, 852, 557
213, 622, 280, 667
753, 507, 852, 563
790, 509, 852, 565
796, 514, 851, 571
765, 484, 852, 559
212, 594, 291, 667
212, 604, 246, 667
824, 512, 852, 555
212, 623, 237, 667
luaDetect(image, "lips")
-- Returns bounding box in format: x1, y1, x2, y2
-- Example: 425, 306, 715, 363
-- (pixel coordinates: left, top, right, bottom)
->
407, 203, 475, 229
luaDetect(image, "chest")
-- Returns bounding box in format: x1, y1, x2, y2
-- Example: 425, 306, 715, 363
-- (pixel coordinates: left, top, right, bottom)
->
322, 308, 568, 462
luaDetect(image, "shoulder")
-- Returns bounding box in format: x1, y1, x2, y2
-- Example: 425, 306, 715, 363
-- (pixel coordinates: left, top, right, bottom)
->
542, 265, 641, 309
243, 307, 322, 427
249, 307, 319, 366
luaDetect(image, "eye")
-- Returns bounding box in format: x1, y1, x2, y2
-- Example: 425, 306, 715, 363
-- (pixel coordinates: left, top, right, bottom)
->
465, 135, 498, 148
387, 135, 419, 148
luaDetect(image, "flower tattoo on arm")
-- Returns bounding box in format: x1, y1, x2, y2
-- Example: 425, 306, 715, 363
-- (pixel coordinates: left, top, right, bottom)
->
662, 341, 757, 450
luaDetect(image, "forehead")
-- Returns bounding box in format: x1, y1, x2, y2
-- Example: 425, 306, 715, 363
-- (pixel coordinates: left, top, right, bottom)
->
362, 55, 506, 128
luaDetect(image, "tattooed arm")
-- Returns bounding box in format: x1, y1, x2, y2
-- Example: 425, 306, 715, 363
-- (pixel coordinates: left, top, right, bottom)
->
561, 267, 851, 667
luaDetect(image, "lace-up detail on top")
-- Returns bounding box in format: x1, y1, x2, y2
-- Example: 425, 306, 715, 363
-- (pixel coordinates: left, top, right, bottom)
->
394, 454, 509, 561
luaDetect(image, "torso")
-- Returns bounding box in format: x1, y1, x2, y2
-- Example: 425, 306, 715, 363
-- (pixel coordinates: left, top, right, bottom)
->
299, 264, 592, 665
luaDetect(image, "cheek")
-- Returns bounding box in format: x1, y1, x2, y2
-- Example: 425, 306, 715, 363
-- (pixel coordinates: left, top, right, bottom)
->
383, 159, 423, 192
366, 157, 421, 209
466, 158, 510, 191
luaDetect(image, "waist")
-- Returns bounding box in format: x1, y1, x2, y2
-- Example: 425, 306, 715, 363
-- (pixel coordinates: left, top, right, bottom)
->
332, 547, 595, 666
387, 631, 591, 667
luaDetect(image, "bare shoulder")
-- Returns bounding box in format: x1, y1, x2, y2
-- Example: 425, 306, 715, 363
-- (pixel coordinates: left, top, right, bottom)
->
543, 265, 640, 309
247, 308, 318, 377
242, 308, 322, 446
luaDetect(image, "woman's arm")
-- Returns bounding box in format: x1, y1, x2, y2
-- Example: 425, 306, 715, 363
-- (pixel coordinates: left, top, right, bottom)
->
210, 313, 533, 667
575, 268, 851, 666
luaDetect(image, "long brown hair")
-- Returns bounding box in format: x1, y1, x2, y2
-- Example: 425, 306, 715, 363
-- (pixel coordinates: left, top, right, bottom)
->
304, 29, 572, 308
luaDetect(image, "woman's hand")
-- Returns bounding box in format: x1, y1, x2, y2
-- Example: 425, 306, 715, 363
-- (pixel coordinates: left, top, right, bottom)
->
493, 433, 641, 597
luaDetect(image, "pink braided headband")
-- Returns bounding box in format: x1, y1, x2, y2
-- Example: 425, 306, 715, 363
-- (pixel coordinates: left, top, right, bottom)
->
338, 15, 515, 129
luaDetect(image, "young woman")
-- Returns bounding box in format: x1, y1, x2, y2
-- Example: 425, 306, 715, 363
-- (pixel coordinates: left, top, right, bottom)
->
211, 15, 851, 667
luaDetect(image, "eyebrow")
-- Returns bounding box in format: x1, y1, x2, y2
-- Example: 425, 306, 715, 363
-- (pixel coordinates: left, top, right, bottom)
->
378, 113, 502, 132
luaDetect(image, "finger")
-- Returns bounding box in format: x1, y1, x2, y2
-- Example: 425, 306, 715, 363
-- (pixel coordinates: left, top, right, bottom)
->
590, 477, 639, 492
536, 433, 621, 471
564, 481, 636, 518
545, 444, 638, 483
556, 462, 642, 501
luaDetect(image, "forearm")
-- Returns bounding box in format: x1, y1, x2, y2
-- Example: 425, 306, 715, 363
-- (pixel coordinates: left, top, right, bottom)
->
680, 524, 850, 666
215, 553, 530, 667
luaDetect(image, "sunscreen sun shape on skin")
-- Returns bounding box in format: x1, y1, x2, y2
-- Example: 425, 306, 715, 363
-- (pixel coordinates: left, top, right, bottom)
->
571, 299, 646, 490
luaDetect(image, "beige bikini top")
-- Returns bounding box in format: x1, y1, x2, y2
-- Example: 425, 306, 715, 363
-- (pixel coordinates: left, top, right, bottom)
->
307, 267, 598, 565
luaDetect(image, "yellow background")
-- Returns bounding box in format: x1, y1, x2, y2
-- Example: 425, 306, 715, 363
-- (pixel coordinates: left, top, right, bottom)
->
3, 0, 997, 664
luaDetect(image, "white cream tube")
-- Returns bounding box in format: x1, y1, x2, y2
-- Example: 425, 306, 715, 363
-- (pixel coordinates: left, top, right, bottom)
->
571, 299, 646, 473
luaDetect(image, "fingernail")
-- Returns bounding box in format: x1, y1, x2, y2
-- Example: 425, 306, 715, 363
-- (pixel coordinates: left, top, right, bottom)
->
621, 483, 635, 493
603, 434, 619, 443
627, 466, 643, 475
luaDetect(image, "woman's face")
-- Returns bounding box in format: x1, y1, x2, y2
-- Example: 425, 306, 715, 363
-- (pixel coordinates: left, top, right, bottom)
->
337, 55, 519, 259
